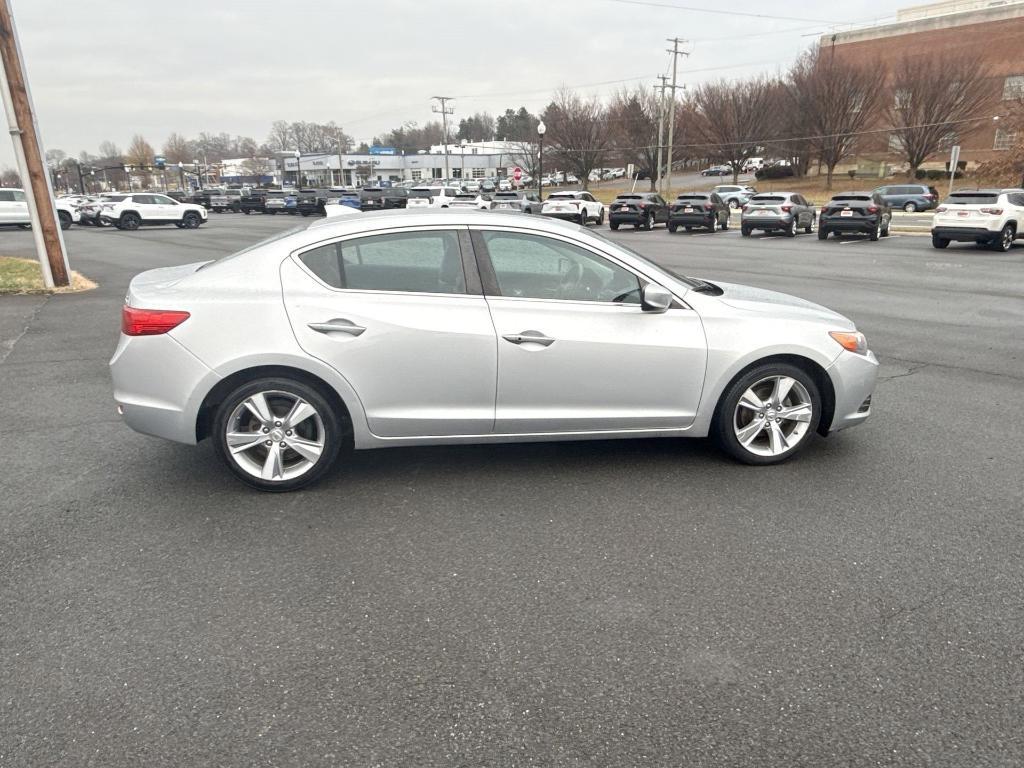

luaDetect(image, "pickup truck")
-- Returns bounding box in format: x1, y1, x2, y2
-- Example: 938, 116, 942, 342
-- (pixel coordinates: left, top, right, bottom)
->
296, 189, 327, 217
239, 190, 267, 215
210, 188, 256, 213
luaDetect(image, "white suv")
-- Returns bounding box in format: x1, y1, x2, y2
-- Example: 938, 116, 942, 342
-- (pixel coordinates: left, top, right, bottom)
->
0, 188, 79, 229
406, 186, 461, 209
540, 191, 605, 226
932, 188, 1024, 251
100, 193, 208, 230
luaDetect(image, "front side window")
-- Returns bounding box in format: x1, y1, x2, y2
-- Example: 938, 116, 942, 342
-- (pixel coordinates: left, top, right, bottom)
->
299, 230, 466, 295
153, 195, 176, 205
481, 231, 640, 304
133, 194, 156, 205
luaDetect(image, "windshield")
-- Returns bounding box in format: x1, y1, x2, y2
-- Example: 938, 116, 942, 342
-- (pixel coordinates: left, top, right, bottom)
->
494, 192, 519, 199
587, 229, 699, 288
408, 189, 433, 198
946, 193, 999, 205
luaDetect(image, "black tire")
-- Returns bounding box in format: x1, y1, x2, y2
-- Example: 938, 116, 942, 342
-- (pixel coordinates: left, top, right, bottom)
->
881, 221, 890, 237
784, 219, 796, 238
804, 216, 814, 235
931, 234, 949, 249
667, 222, 677, 233
707, 219, 716, 233
18, 223, 31, 230
212, 377, 346, 492
741, 225, 751, 237
869, 221, 881, 241
684, 226, 692, 232
728, 199, 739, 210
57, 210, 72, 230
712, 362, 822, 466
642, 213, 652, 231
992, 223, 1015, 252
119, 212, 141, 231
610, 221, 619, 231
818, 227, 829, 240
242, 209, 251, 215
720, 214, 729, 231
175, 221, 185, 229
579, 210, 587, 226
182, 212, 202, 229
904, 202, 917, 213
597, 208, 604, 225
268, 210, 277, 215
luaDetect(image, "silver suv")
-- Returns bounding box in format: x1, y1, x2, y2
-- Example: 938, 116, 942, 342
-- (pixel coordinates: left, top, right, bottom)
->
712, 184, 757, 209
741, 192, 817, 237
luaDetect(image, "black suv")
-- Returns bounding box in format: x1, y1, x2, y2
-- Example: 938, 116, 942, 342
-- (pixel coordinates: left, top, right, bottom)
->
667, 192, 730, 233
608, 192, 669, 230
360, 187, 409, 211
818, 191, 891, 240
873, 184, 939, 212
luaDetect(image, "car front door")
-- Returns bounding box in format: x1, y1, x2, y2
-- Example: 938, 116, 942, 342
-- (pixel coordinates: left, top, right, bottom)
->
280, 227, 497, 438
151, 194, 180, 221
472, 227, 707, 434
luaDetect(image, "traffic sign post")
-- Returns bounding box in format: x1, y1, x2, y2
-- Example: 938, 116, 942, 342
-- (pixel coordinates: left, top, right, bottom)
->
947, 145, 961, 198
513, 166, 522, 184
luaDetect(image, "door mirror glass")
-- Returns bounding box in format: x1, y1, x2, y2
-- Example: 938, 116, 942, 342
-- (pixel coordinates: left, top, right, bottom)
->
641, 283, 672, 313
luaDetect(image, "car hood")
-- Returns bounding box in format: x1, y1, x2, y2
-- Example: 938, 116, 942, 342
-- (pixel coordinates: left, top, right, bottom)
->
708, 280, 854, 328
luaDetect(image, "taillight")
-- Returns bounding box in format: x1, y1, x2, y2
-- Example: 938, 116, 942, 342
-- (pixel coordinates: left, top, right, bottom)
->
741, 204, 748, 211
781, 205, 792, 213
122, 306, 190, 336
638, 203, 646, 208
925, 194, 935, 200
821, 206, 828, 213
704, 203, 713, 210
980, 207, 1003, 215
867, 205, 879, 214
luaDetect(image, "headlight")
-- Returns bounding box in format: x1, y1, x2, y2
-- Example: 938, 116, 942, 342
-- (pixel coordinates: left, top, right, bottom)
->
829, 330, 867, 355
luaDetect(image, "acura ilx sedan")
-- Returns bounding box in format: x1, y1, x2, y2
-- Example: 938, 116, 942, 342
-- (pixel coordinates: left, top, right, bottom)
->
110, 210, 877, 491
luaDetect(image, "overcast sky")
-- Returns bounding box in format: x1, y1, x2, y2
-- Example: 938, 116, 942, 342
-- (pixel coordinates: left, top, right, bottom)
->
3, 0, 901, 168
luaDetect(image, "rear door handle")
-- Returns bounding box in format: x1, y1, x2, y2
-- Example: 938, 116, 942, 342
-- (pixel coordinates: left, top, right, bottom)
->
502, 330, 555, 347
308, 320, 366, 336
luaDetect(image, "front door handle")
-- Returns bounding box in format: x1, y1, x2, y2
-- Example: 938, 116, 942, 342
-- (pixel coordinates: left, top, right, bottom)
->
308, 320, 366, 336
502, 330, 555, 347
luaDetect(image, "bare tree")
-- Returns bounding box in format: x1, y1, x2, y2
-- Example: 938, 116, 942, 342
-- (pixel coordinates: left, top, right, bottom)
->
126, 134, 155, 186
98, 140, 121, 159
789, 47, 884, 189
241, 157, 273, 184
767, 79, 814, 177
607, 87, 661, 190
690, 77, 776, 183
162, 132, 193, 163
1, 168, 21, 186
886, 52, 995, 177
542, 89, 611, 190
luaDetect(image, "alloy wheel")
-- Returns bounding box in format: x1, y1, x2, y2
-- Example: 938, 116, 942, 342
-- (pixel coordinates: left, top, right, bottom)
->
224, 390, 326, 482
733, 375, 813, 457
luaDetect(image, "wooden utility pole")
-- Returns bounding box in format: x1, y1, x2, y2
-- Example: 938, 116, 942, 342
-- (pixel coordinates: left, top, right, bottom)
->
655, 75, 668, 195
0, 0, 69, 288
664, 37, 690, 199
431, 96, 455, 181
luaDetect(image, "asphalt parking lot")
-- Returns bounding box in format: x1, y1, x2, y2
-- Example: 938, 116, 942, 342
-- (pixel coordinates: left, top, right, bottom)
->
2, 213, 1022, 766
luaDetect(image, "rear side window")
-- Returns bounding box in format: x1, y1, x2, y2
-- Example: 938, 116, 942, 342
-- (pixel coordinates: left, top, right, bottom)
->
299, 230, 466, 295
946, 193, 999, 205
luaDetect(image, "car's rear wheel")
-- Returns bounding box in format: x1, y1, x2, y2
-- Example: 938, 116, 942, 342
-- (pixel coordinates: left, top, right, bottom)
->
784, 219, 796, 237
992, 224, 1015, 252
57, 210, 72, 230
741, 224, 751, 237
610, 221, 619, 230
931, 234, 949, 249
904, 202, 917, 212
597, 208, 604, 225
818, 227, 829, 240
667, 222, 677, 233
182, 212, 202, 229
869, 221, 881, 241
642, 212, 652, 231
118, 212, 141, 230
804, 216, 814, 235
212, 378, 344, 492
579, 210, 587, 226
728, 199, 739, 209
713, 363, 821, 466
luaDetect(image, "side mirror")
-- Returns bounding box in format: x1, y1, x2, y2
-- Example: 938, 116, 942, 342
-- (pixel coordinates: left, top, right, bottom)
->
641, 283, 672, 313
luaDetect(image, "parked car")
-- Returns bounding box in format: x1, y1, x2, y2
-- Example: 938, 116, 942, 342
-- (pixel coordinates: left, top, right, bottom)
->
540, 191, 604, 226
449, 192, 492, 210
0, 187, 30, 227
76, 196, 114, 226
742, 157, 764, 173
191, 189, 219, 209
701, 165, 731, 177
873, 184, 940, 213
110, 210, 878, 491
479, 180, 496, 194
818, 191, 891, 241
490, 190, 542, 213
359, 187, 408, 212
239, 190, 267, 215
667, 192, 730, 233
210, 188, 247, 213
464, 180, 481, 193
931, 188, 1024, 251
740, 192, 816, 237
498, 179, 513, 191
334, 191, 363, 210
712, 184, 757, 209
406, 186, 461, 209
608, 193, 670, 230
99, 192, 208, 230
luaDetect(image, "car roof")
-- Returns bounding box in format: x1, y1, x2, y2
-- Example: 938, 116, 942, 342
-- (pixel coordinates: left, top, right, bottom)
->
831, 191, 875, 197
304, 208, 585, 235
752, 191, 795, 197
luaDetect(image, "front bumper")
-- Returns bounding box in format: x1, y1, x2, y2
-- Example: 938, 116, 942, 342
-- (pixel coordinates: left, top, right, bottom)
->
826, 349, 878, 432
931, 226, 999, 242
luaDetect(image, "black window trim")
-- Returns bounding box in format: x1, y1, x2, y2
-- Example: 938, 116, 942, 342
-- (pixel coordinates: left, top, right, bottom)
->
290, 225, 483, 297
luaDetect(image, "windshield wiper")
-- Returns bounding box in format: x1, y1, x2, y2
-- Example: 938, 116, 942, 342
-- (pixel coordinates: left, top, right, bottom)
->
688, 278, 719, 293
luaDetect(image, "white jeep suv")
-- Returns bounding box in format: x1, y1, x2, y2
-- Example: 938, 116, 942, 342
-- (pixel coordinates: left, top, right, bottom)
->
932, 188, 1024, 251
540, 191, 605, 226
100, 193, 208, 230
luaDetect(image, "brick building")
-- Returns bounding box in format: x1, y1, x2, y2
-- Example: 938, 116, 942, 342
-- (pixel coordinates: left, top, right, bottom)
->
825, 0, 1024, 169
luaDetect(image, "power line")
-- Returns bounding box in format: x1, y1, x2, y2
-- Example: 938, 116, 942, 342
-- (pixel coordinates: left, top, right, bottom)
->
604, 0, 847, 24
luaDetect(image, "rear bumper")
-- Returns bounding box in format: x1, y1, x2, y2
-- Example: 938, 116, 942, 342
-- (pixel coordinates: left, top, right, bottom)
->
826, 349, 878, 433
820, 216, 878, 233
931, 226, 999, 242
110, 333, 218, 445
542, 211, 581, 221
669, 213, 714, 226
742, 216, 793, 230
609, 212, 645, 224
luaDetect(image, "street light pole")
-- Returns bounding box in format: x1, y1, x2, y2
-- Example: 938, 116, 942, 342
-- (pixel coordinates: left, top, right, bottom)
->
536, 121, 546, 201
294, 149, 301, 188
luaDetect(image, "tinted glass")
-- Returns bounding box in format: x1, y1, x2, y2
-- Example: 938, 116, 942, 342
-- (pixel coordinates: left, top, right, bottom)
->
751, 196, 786, 203
133, 195, 156, 204
946, 193, 998, 205
0, 190, 14, 201
676, 195, 708, 201
299, 230, 466, 294
408, 189, 433, 198
153, 195, 176, 204
832, 195, 871, 202
617, 195, 642, 200
482, 231, 640, 304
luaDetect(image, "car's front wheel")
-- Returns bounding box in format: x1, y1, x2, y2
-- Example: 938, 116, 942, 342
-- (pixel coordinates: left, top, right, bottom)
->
932, 234, 949, 249
58, 211, 72, 230
212, 377, 345, 491
118, 212, 141, 230
713, 363, 821, 465
182, 212, 202, 229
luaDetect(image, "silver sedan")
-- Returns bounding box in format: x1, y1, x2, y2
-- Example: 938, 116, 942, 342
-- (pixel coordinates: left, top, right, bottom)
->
110, 210, 878, 490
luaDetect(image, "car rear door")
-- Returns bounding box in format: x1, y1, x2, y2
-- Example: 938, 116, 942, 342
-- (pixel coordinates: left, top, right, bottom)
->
280, 226, 497, 438
472, 226, 706, 434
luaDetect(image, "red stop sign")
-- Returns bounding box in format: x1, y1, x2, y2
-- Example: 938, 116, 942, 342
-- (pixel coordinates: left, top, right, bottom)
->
513, 167, 522, 182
